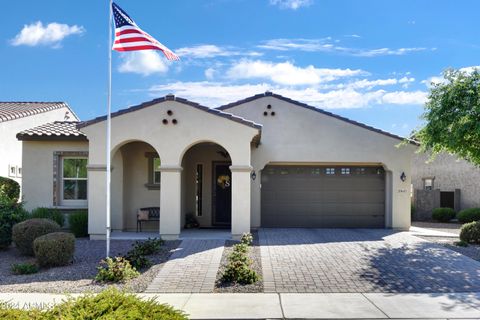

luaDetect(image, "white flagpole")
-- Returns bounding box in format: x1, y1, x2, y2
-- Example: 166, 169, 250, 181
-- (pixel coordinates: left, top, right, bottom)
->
106, 0, 113, 258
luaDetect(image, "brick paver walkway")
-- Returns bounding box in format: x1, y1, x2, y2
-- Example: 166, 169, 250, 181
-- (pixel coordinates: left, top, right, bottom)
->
259, 228, 480, 293
145, 239, 224, 293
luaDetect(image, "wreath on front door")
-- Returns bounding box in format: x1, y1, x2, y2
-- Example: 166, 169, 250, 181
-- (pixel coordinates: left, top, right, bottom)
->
217, 175, 231, 189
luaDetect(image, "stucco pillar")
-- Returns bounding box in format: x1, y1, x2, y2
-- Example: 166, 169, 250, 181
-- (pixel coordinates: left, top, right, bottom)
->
87, 165, 107, 240
159, 165, 182, 240
391, 169, 411, 230
230, 165, 252, 239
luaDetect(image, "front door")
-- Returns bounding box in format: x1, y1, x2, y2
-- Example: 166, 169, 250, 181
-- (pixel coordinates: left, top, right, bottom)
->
212, 162, 232, 226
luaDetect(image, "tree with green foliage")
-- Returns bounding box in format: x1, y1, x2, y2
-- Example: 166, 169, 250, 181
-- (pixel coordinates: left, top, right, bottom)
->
416, 68, 480, 165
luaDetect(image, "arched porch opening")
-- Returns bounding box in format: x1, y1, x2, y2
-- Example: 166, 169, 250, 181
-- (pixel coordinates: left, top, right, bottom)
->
180, 141, 232, 231
111, 140, 161, 232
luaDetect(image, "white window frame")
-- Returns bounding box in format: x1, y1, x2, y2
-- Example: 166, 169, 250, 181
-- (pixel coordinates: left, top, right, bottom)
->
61, 157, 88, 206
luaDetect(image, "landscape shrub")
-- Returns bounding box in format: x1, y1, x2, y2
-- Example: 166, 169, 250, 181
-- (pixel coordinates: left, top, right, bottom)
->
432, 207, 456, 222
459, 221, 480, 244
95, 257, 139, 283
454, 240, 469, 247
12, 218, 61, 256
33, 232, 75, 267
0, 196, 29, 249
30, 207, 65, 227
68, 210, 88, 237
11, 262, 38, 275
0, 287, 188, 320
123, 250, 151, 270
131, 238, 164, 256
0, 177, 20, 203
222, 237, 260, 285
240, 232, 253, 246
457, 208, 480, 223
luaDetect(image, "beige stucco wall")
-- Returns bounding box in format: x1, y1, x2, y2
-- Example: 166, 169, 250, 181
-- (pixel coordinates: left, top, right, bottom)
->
223, 96, 416, 229
412, 152, 480, 210
81, 99, 259, 239
0, 107, 76, 187
21, 140, 89, 211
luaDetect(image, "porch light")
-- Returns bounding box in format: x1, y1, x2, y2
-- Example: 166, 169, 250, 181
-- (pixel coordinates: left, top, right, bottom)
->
400, 172, 406, 182
251, 171, 257, 180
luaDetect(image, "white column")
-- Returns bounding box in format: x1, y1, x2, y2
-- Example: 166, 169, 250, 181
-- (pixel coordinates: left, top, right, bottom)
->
230, 165, 253, 239
159, 165, 182, 240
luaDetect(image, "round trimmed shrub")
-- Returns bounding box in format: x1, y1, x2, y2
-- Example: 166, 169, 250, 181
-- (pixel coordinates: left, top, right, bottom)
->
432, 207, 456, 222
30, 207, 65, 227
460, 221, 480, 244
68, 210, 88, 237
0, 200, 28, 250
12, 218, 61, 256
0, 176, 20, 203
457, 208, 480, 223
33, 232, 75, 267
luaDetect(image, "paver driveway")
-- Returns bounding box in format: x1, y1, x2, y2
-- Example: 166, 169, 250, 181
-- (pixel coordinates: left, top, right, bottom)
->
259, 228, 480, 293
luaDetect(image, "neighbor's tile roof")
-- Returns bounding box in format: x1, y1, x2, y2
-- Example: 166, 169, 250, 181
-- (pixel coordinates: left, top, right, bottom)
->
16, 121, 87, 141
0, 102, 73, 123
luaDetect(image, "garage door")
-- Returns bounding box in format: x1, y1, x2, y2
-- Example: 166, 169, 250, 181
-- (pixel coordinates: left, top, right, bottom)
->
261, 165, 385, 228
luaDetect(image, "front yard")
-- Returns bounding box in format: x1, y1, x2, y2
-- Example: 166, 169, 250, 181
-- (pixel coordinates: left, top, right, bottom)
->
0, 239, 180, 293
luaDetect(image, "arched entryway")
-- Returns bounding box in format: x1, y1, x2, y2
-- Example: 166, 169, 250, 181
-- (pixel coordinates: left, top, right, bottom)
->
180, 142, 233, 231
111, 140, 161, 232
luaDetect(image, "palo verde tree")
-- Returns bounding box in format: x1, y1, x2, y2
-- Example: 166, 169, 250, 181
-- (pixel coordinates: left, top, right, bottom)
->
416, 68, 480, 165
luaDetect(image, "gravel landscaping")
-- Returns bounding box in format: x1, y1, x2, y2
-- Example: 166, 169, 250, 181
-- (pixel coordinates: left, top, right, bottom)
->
214, 233, 263, 293
417, 235, 480, 262
0, 239, 180, 293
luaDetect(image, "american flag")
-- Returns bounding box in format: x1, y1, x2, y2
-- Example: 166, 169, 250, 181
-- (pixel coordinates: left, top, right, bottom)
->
112, 2, 179, 61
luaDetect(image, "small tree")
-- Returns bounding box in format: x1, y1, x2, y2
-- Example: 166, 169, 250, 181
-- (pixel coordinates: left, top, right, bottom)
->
416, 68, 480, 165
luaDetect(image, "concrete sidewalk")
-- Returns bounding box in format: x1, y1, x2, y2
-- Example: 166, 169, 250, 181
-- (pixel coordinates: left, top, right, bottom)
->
1, 292, 480, 319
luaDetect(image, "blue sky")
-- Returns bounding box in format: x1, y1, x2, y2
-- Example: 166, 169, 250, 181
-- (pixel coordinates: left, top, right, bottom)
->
2, 0, 479, 137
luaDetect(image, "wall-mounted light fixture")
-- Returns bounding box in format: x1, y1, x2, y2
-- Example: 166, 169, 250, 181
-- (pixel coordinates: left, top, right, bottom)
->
251, 171, 257, 180
400, 172, 406, 182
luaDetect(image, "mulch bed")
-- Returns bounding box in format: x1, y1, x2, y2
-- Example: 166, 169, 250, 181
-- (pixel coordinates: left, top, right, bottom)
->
214, 232, 263, 293
0, 239, 180, 293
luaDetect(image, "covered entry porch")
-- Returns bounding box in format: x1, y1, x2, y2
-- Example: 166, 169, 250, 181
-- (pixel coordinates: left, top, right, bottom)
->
79, 95, 261, 240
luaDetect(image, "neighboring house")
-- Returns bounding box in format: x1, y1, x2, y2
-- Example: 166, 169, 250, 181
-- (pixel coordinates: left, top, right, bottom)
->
411, 152, 480, 220
0, 102, 78, 190
18, 92, 416, 239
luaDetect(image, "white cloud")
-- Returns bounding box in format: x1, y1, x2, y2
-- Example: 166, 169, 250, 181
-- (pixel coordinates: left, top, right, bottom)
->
176, 44, 262, 59
11, 21, 84, 47
205, 68, 216, 79
258, 38, 429, 57
148, 81, 426, 109
226, 60, 365, 85
422, 66, 480, 87
118, 51, 169, 76
381, 91, 427, 105
270, 0, 313, 10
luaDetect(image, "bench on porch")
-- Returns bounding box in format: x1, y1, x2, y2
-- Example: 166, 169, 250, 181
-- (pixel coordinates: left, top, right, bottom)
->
136, 207, 160, 232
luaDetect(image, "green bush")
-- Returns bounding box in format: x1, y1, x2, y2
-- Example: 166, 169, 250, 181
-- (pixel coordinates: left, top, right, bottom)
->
0, 197, 29, 250
123, 251, 151, 270
460, 221, 480, 244
131, 238, 164, 256
222, 260, 260, 285
95, 257, 139, 283
12, 219, 61, 256
0, 177, 20, 203
68, 210, 88, 237
240, 232, 253, 246
11, 262, 38, 275
33, 232, 75, 267
454, 240, 469, 247
30, 207, 64, 227
432, 207, 456, 222
457, 208, 480, 223
0, 287, 188, 320
232, 243, 248, 254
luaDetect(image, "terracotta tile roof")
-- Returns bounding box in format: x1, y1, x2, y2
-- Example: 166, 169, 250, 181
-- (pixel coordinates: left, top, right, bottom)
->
218, 91, 419, 145
16, 121, 87, 141
77, 94, 262, 130
0, 102, 76, 123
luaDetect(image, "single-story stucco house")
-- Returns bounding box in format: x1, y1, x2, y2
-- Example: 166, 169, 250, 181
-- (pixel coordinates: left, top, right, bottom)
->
0, 102, 78, 189
17, 92, 416, 239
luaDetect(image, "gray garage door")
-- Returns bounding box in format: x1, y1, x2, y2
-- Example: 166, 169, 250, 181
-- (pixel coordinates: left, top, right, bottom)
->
261, 165, 385, 228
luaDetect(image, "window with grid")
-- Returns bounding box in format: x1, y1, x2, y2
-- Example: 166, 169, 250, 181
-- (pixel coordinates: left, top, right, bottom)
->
62, 158, 87, 205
